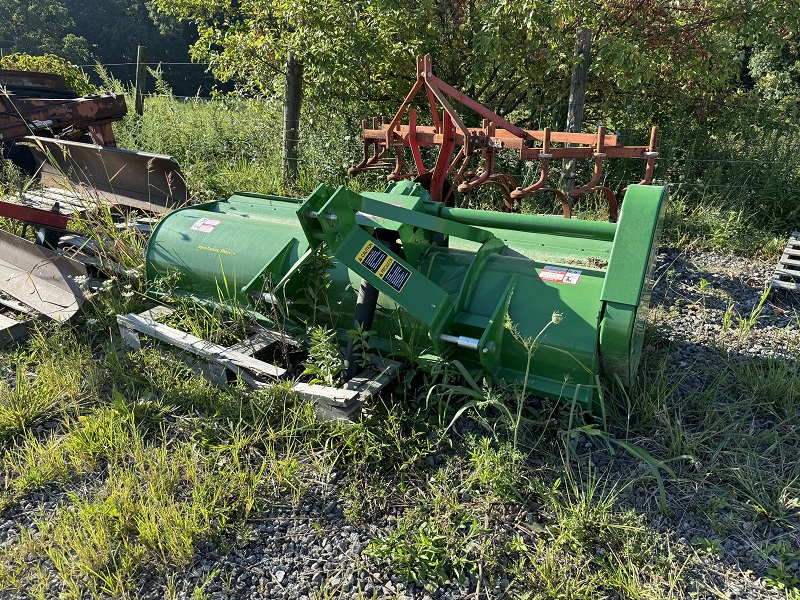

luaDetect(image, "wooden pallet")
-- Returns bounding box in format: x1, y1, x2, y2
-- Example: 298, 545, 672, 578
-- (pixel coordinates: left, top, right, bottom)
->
116, 307, 401, 421
2, 186, 95, 218
771, 232, 800, 292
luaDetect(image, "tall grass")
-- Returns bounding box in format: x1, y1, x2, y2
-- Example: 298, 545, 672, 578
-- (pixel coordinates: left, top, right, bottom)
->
111, 93, 383, 201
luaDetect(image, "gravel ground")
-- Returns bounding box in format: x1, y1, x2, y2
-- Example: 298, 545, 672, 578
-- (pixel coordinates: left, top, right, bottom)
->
1, 248, 798, 599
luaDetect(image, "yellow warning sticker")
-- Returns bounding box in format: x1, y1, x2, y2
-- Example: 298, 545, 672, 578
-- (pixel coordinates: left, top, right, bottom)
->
354, 240, 412, 292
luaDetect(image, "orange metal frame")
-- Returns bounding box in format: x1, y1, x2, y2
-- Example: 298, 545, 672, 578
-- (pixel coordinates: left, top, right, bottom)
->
349, 55, 659, 220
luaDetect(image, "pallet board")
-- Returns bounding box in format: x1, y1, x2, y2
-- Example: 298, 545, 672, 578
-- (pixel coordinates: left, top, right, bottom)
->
0, 186, 94, 217
771, 232, 800, 292
117, 312, 287, 379
117, 307, 400, 421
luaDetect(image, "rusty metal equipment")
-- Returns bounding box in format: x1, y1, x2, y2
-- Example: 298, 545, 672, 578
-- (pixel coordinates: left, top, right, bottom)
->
349, 55, 659, 220
0, 70, 187, 250
0, 69, 126, 147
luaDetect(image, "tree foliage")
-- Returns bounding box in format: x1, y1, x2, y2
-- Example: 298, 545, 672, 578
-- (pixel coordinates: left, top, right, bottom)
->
0, 53, 94, 94
0, 0, 205, 94
151, 0, 800, 126
2, 0, 799, 125
0, 0, 89, 62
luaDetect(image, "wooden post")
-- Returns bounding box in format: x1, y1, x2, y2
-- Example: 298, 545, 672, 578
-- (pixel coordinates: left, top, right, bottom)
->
134, 45, 148, 116
562, 28, 592, 194
282, 52, 304, 186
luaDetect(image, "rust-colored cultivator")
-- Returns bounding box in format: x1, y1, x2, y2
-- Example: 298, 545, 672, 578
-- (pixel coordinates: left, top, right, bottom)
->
349, 55, 659, 220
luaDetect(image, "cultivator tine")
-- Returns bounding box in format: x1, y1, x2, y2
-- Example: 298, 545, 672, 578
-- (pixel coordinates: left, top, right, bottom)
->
640, 126, 660, 184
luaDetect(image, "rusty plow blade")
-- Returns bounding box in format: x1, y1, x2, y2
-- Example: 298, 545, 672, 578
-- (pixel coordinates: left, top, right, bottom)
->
0, 230, 88, 321
26, 137, 189, 214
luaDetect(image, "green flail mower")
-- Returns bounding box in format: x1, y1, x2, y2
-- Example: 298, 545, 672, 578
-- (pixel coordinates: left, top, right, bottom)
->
146, 179, 666, 413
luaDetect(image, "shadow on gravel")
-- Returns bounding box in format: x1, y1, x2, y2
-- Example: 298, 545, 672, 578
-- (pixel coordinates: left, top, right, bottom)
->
576, 249, 800, 598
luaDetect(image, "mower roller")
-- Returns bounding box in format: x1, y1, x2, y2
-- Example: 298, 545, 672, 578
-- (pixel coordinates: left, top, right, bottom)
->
146, 179, 666, 413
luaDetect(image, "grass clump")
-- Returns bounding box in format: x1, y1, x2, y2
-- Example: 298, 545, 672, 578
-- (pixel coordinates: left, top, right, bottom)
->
506, 469, 686, 599
0, 328, 95, 443
10, 431, 264, 598
732, 356, 800, 419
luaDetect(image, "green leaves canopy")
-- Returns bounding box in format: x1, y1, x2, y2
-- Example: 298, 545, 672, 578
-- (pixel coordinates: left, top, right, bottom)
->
153, 0, 800, 122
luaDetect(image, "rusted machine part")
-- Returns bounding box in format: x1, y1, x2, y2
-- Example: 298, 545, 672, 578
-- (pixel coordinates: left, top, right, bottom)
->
347, 117, 390, 174
563, 126, 615, 221
457, 121, 499, 197
514, 188, 573, 218
0, 229, 87, 321
26, 137, 188, 214
0, 199, 70, 230
349, 55, 659, 215
510, 127, 553, 201
563, 126, 661, 222
0, 90, 127, 146
0, 70, 74, 99
567, 127, 608, 199
457, 159, 521, 213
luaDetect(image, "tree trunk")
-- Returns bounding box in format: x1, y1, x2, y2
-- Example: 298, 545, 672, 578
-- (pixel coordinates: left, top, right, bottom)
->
282, 52, 304, 187
562, 27, 592, 193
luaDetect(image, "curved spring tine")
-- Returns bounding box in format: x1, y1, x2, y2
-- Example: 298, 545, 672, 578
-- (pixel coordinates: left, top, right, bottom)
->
510, 128, 552, 200
568, 126, 606, 198
457, 149, 495, 194
520, 187, 572, 218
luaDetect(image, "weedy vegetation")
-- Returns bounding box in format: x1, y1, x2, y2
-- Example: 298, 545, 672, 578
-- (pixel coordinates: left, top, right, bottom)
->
0, 85, 798, 599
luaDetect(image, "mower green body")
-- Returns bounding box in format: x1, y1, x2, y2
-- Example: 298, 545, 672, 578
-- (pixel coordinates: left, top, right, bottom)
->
146, 181, 666, 412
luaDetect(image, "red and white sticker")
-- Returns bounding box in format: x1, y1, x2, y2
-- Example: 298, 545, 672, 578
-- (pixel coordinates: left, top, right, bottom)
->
538, 265, 582, 285
190, 218, 222, 233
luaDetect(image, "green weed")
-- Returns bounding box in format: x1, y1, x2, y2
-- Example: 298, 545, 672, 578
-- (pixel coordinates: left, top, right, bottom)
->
733, 356, 800, 419
0, 328, 94, 442
302, 325, 344, 386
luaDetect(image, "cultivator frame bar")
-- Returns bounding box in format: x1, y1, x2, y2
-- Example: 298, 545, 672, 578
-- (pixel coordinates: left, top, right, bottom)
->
349, 55, 659, 220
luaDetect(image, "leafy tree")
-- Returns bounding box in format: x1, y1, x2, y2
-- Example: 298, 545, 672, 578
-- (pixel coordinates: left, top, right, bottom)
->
152, 0, 800, 121
748, 39, 800, 112
0, 0, 206, 95
0, 0, 89, 63
0, 53, 94, 94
